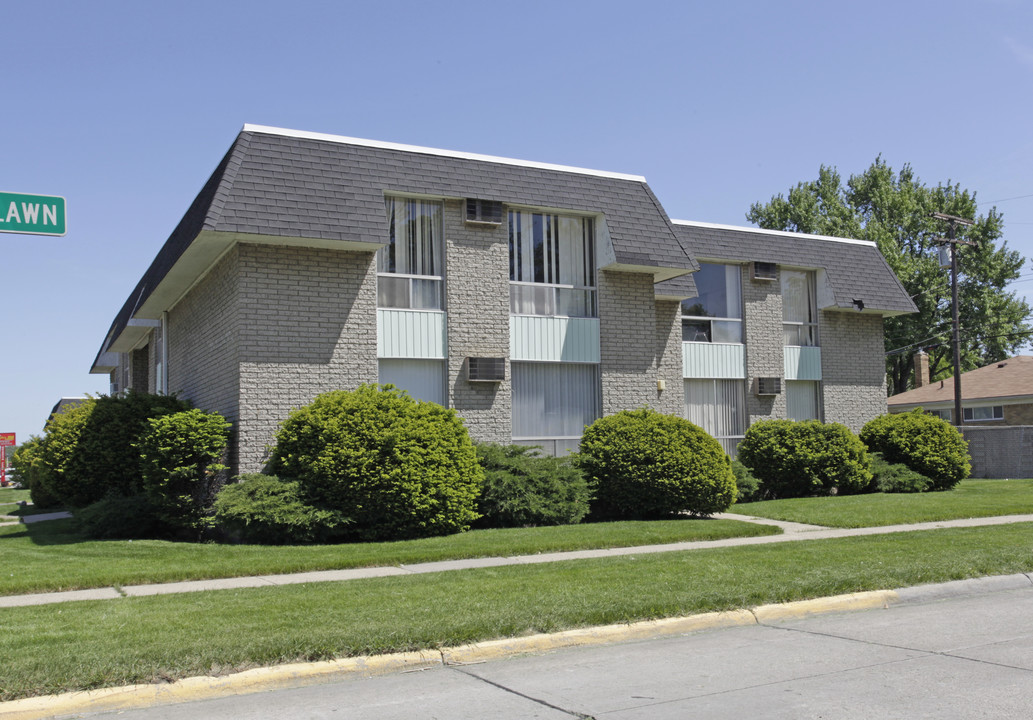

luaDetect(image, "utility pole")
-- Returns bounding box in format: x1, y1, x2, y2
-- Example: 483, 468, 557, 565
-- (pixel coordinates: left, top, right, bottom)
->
931, 212, 976, 426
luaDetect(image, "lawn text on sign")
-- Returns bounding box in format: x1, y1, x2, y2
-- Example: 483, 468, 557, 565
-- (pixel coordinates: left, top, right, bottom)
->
0, 192, 66, 236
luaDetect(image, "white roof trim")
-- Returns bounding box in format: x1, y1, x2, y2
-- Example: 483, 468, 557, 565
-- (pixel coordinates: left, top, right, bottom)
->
242, 124, 647, 183
671, 219, 877, 248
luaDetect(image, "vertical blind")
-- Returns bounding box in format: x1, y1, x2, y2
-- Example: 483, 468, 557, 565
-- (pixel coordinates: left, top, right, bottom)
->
511, 362, 601, 441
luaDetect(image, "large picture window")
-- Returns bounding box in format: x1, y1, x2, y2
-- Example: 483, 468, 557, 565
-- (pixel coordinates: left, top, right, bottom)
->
511, 362, 601, 455
782, 269, 817, 346
682, 264, 742, 343
378, 198, 444, 310
509, 211, 596, 317
684, 379, 745, 456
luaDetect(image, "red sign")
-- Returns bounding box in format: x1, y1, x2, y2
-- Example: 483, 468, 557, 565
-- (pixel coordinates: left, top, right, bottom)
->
0, 433, 14, 447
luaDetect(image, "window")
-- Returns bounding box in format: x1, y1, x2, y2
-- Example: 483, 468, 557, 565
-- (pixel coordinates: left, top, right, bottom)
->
786, 380, 821, 421
928, 408, 952, 422
684, 379, 746, 456
509, 211, 596, 317
378, 359, 446, 406
512, 362, 601, 455
378, 198, 444, 310
963, 405, 1004, 422
782, 269, 818, 346
682, 264, 742, 342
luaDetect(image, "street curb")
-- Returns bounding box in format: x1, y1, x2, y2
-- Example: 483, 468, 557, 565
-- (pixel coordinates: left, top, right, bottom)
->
3, 575, 1032, 719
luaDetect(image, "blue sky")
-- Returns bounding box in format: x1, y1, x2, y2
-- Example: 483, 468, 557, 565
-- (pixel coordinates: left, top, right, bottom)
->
3, 0, 1032, 444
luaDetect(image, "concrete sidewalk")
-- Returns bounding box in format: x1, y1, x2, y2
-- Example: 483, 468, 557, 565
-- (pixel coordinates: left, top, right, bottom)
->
2, 512, 1032, 608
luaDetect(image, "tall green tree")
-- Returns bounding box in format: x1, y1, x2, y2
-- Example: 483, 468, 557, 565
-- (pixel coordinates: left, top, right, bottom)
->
747, 157, 1032, 395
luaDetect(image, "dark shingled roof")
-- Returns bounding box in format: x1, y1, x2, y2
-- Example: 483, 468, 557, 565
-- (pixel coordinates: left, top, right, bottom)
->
93, 126, 698, 369
673, 221, 916, 315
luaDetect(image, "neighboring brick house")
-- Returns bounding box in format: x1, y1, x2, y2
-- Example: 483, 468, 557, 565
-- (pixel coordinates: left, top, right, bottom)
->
90, 125, 915, 473
888, 353, 1033, 425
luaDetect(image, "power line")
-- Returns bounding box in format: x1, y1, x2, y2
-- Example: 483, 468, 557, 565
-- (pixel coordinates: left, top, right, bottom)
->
975, 192, 1033, 203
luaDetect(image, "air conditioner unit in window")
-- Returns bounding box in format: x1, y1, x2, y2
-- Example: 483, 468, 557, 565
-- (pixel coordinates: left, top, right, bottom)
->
468, 357, 506, 382
755, 377, 782, 395
465, 199, 504, 226
751, 261, 777, 281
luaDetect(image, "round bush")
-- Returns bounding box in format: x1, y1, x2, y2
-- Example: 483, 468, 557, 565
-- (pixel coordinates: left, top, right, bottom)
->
869, 452, 933, 493
474, 443, 591, 528
860, 410, 970, 491
576, 409, 736, 520
23, 398, 97, 508
737, 420, 873, 499
213, 474, 350, 544
269, 385, 483, 541
730, 460, 762, 503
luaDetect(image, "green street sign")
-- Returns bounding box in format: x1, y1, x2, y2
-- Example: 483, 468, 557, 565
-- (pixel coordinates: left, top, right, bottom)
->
0, 191, 66, 236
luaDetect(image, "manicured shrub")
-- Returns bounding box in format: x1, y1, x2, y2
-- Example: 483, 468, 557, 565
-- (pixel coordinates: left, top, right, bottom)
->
10, 436, 62, 509
269, 385, 483, 541
576, 409, 736, 520
22, 399, 97, 508
474, 443, 591, 528
75, 492, 165, 540
869, 452, 933, 493
64, 391, 191, 507
136, 409, 231, 536
213, 474, 350, 544
737, 420, 873, 499
730, 460, 762, 503
860, 410, 970, 491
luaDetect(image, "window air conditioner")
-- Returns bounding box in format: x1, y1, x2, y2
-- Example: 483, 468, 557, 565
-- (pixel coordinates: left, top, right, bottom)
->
465, 199, 504, 226
468, 357, 506, 382
751, 261, 777, 281
756, 377, 782, 395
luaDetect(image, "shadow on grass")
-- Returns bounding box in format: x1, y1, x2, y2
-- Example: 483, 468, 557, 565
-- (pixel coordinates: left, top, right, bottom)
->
9, 517, 85, 546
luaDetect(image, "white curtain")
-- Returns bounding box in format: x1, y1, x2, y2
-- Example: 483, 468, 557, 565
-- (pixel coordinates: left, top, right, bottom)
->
684, 379, 745, 443
379, 198, 442, 276
786, 380, 820, 421
378, 359, 446, 406
511, 362, 601, 440
509, 211, 594, 288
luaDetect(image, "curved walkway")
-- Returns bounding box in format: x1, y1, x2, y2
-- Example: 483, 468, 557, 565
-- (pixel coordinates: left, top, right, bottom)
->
3, 512, 1032, 609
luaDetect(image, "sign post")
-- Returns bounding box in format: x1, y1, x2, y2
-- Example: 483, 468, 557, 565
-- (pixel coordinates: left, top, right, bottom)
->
0, 433, 14, 487
0, 192, 66, 236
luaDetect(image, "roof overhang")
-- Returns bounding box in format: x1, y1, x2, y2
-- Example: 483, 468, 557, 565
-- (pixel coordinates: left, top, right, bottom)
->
89, 229, 386, 373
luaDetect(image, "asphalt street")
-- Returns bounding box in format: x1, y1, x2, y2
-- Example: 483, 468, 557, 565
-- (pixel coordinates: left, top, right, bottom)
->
71, 582, 1033, 720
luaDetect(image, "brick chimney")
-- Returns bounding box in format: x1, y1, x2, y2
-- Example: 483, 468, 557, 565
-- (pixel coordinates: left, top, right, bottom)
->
914, 351, 930, 388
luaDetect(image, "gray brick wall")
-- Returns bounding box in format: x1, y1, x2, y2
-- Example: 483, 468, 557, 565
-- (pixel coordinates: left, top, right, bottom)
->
742, 266, 785, 422
599, 270, 669, 415
962, 425, 1033, 478
442, 200, 512, 444
655, 299, 684, 416
820, 311, 887, 432
235, 243, 378, 473
167, 245, 242, 434
130, 346, 149, 392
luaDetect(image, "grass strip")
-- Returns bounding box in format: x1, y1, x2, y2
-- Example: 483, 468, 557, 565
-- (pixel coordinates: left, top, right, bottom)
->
1, 522, 1030, 701
0, 517, 777, 595
737, 478, 1033, 527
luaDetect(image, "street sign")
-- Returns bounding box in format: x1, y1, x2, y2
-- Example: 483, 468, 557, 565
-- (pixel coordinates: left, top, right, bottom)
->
0, 433, 15, 447
0, 192, 66, 236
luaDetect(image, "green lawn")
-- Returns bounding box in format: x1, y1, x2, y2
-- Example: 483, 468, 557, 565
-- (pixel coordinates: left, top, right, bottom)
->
735, 479, 1033, 528
1, 522, 1030, 701
0, 516, 778, 596
0, 488, 31, 517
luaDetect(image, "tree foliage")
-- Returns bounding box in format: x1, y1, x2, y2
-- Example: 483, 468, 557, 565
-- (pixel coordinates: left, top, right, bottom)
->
747, 158, 1031, 393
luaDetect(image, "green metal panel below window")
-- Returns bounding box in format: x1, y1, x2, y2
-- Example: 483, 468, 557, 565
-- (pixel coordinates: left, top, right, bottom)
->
784, 345, 822, 380
682, 343, 746, 379
377, 309, 447, 359
510, 316, 600, 362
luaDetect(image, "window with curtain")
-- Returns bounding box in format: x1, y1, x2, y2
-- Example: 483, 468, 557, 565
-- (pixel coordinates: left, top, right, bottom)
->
511, 362, 601, 455
509, 211, 596, 317
378, 198, 444, 310
378, 359, 446, 406
786, 380, 821, 421
682, 263, 743, 343
782, 269, 818, 346
684, 379, 746, 456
